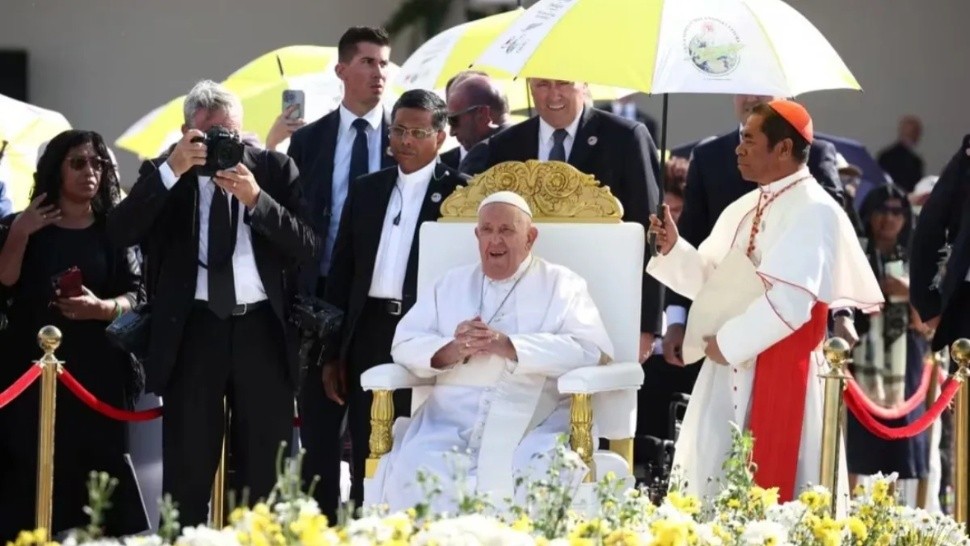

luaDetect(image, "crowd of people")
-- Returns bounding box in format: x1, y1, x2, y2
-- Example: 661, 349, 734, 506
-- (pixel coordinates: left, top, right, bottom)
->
0, 22, 967, 540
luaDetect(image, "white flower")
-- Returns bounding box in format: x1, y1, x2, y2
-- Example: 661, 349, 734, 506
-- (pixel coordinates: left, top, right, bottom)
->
765, 501, 809, 528
739, 520, 791, 546
175, 526, 240, 546
123, 537, 164, 546
693, 523, 723, 546
411, 514, 535, 546
66, 539, 122, 546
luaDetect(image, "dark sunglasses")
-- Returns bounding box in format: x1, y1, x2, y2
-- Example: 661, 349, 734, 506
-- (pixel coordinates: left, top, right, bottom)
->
875, 205, 906, 216
447, 105, 484, 127
67, 156, 112, 171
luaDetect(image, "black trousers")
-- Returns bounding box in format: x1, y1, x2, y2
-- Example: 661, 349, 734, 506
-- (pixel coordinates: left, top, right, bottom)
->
299, 297, 410, 519
936, 283, 970, 356
162, 305, 293, 527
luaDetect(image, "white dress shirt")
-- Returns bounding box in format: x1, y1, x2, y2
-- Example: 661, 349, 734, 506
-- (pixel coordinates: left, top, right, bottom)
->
368, 159, 437, 300
323, 103, 385, 275
158, 163, 266, 304
537, 112, 582, 162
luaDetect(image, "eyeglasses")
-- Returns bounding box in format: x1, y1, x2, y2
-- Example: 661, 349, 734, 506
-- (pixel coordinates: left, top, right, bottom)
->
390, 126, 438, 140
447, 105, 484, 127
67, 156, 112, 171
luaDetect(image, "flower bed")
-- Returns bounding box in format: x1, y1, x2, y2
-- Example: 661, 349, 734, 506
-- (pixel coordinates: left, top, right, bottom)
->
11, 428, 968, 546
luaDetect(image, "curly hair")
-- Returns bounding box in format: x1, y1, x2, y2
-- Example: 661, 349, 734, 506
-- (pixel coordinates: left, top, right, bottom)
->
31, 130, 122, 220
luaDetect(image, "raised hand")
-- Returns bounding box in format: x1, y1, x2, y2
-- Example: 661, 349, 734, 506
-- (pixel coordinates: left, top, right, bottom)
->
648, 204, 679, 256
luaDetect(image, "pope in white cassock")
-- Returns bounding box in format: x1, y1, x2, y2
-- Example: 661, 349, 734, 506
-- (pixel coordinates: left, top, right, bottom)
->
375, 191, 614, 511
647, 100, 883, 503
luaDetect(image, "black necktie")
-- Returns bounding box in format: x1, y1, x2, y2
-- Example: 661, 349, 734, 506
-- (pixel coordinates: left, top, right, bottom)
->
549, 128, 568, 162
207, 185, 236, 319
349, 118, 370, 183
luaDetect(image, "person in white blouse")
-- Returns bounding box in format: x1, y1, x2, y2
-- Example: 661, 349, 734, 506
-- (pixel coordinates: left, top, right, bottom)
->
321, 89, 469, 507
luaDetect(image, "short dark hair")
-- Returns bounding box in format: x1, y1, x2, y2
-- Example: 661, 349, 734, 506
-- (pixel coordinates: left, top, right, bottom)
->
392, 90, 448, 131
750, 102, 810, 163
337, 26, 390, 63
32, 130, 121, 220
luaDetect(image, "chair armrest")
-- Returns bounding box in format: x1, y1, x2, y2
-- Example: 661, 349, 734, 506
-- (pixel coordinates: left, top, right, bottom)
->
557, 362, 644, 394
360, 363, 435, 391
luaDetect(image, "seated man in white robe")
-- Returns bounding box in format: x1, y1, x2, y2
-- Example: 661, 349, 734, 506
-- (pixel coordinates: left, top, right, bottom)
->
375, 191, 614, 512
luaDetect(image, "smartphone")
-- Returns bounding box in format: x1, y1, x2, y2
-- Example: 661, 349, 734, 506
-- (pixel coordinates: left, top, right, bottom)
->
52, 266, 83, 298
282, 89, 305, 121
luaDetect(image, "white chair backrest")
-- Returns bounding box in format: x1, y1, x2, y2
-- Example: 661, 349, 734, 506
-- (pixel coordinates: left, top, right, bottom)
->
417, 222, 644, 363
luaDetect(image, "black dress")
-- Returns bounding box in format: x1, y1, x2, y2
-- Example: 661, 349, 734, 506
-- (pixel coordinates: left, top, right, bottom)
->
0, 219, 148, 540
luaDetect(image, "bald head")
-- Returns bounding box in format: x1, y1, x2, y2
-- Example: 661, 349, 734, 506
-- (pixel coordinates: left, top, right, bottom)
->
447, 75, 509, 150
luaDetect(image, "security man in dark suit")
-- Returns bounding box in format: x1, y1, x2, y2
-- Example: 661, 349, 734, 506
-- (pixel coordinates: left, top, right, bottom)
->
323, 89, 469, 507
106, 80, 318, 527
285, 26, 396, 520
911, 134, 970, 353
478, 78, 665, 362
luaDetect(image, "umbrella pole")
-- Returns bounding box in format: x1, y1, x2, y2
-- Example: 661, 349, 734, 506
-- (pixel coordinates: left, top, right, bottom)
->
648, 93, 669, 258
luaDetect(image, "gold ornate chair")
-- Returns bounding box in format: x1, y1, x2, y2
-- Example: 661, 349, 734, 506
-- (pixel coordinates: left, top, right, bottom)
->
360, 160, 646, 507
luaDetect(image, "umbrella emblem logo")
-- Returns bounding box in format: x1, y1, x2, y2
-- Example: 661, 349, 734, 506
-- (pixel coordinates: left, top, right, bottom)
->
683, 18, 744, 76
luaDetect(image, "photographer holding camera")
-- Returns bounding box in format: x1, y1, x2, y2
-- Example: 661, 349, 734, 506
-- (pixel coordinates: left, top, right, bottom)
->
107, 80, 318, 527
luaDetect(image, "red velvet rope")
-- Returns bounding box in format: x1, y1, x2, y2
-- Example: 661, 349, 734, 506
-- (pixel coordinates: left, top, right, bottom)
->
58, 368, 163, 422
57, 368, 303, 426
844, 376, 961, 440
0, 364, 43, 409
843, 363, 940, 420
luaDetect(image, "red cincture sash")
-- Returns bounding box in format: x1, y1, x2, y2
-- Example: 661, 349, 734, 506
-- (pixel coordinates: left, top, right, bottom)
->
749, 302, 828, 502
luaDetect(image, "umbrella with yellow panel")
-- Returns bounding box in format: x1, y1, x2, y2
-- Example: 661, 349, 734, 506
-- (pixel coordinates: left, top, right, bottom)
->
115, 46, 400, 159
392, 8, 638, 112
0, 93, 72, 211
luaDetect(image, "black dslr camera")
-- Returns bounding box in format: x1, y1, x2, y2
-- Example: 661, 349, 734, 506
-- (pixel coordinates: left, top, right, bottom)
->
289, 295, 345, 373
191, 125, 245, 176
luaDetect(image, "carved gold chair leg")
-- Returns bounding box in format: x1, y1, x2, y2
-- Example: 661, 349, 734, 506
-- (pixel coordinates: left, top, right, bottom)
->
366, 389, 395, 478
608, 438, 634, 474
570, 393, 595, 482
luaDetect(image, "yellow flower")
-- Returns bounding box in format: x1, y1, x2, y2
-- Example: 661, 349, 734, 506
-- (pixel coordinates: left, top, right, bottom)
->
748, 486, 779, 509
844, 516, 867, 541
798, 489, 831, 512
726, 498, 741, 509
666, 491, 701, 515
604, 528, 642, 546
811, 516, 842, 546
511, 515, 534, 533
650, 520, 691, 546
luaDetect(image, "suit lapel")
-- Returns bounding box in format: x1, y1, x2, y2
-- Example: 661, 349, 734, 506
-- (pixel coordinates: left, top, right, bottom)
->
402, 163, 456, 303
520, 117, 540, 161
360, 169, 397, 281
380, 109, 396, 169
568, 106, 598, 171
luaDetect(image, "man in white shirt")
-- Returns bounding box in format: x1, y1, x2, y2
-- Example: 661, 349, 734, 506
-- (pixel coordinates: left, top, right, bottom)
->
285, 26, 397, 519
322, 89, 469, 507
375, 191, 613, 512
107, 80, 317, 526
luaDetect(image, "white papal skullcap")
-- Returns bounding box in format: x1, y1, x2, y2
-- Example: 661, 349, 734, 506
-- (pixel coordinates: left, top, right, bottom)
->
478, 190, 532, 217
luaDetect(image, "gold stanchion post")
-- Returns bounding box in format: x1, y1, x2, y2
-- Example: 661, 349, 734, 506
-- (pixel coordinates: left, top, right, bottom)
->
819, 337, 851, 509
951, 339, 970, 528
35, 325, 62, 535
210, 398, 227, 528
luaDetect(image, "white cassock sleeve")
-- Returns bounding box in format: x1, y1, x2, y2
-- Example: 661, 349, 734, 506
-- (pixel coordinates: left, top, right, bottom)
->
645, 211, 736, 300
509, 274, 613, 378
715, 203, 837, 365
390, 279, 454, 379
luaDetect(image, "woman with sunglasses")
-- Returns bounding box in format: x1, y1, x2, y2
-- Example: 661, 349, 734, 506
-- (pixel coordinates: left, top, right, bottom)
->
844, 184, 930, 503
0, 130, 147, 539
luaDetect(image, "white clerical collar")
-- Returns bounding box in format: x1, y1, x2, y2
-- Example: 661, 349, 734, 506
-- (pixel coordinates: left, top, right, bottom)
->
339, 102, 384, 133
759, 167, 811, 195
538, 109, 582, 146
397, 159, 437, 185
485, 253, 534, 285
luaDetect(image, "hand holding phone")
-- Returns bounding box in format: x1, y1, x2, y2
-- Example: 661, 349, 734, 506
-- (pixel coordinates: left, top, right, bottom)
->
52, 266, 84, 298
282, 90, 306, 121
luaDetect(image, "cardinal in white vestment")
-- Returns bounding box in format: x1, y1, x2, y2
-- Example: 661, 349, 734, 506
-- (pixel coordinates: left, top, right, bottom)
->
647, 100, 884, 503
375, 191, 613, 512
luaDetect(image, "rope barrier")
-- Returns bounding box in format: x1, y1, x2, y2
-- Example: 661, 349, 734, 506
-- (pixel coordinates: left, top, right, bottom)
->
844, 374, 961, 441
0, 364, 42, 409
843, 362, 942, 420
58, 368, 163, 422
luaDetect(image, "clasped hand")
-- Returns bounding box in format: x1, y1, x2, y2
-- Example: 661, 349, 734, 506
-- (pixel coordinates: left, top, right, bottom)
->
453, 317, 513, 361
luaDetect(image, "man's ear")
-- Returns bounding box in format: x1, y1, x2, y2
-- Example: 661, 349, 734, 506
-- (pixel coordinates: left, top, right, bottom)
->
435, 129, 446, 150
180, 124, 189, 134
526, 225, 539, 247
334, 62, 346, 81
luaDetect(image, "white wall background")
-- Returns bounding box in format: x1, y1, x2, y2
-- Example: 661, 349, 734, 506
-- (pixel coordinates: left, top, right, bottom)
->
0, 0, 966, 186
